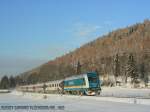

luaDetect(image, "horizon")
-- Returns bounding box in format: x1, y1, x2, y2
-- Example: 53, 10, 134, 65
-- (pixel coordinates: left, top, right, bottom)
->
0, 0, 150, 77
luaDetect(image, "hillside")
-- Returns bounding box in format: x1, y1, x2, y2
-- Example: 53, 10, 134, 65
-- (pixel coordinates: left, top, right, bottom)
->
18, 20, 150, 86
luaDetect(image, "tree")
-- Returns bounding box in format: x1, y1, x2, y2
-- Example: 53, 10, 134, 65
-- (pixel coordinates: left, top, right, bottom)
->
126, 54, 138, 84
15, 76, 24, 85
113, 54, 120, 77
140, 63, 145, 79
0, 75, 10, 89
140, 63, 149, 86
113, 54, 121, 85
76, 61, 81, 74
9, 76, 16, 88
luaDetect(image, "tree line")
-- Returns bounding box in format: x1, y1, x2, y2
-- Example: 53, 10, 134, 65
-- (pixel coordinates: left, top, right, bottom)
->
0, 75, 24, 89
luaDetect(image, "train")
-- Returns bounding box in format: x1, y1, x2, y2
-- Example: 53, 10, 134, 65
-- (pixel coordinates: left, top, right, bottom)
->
17, 72, 101, 96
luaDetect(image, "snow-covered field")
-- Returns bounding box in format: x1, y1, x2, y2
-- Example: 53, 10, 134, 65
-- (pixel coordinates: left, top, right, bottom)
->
0, 90, 10, 93
0, 87, 150, 112
101, 87, 150, 98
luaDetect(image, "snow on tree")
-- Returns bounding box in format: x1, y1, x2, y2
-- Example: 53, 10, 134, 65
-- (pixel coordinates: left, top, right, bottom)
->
126, 54, 138, 84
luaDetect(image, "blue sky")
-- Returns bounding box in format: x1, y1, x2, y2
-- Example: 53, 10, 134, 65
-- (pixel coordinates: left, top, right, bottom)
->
0, 0, 150, 76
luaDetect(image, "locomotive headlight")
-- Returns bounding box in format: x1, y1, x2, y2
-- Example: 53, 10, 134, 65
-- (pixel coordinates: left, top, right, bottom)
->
90, 91, 96, 96
86, 91, 96, 96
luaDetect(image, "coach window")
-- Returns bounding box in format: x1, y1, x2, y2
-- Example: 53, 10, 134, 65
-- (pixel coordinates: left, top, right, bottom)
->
59, 84, 61, 87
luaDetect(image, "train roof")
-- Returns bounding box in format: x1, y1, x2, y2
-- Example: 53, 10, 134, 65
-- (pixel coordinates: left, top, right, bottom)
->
64, 73, 87, 81
63, 72, 97, 81
20, 79, 63, 87
46, 80, 63, 84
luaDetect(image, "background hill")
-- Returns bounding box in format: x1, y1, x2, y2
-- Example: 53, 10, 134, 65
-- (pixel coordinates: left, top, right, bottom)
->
17, 20, 150, 86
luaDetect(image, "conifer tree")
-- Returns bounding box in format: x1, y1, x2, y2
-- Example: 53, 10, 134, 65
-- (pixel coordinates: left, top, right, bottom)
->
126, 54, 138, 84
9, 76, 16, 88
114, 54, 120, 78
76, 61, 81, 74
0, 75, 10, 89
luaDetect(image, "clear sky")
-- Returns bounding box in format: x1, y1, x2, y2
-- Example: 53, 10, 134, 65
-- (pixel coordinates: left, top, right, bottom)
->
0, 0, 150, 76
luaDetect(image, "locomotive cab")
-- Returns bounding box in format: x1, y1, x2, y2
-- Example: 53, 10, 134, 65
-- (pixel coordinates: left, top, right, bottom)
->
86, 72, 101, 96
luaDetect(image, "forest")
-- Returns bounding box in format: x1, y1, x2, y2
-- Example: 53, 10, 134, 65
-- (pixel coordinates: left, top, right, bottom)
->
2, 19, 150, 88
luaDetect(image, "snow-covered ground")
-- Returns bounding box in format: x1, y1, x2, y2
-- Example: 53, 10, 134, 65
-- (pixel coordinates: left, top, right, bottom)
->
0, 87, 150, 112
0, 89, 10, 93
100, 87, 150, 98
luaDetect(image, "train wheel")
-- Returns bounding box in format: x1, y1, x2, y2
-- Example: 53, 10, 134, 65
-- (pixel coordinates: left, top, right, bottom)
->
79, 91, 83, 96
73, 91, 77, 95
96, 90, 101, 96
66, 91, 69, 95
77, 91, 80, 95
70, 91, 73, 95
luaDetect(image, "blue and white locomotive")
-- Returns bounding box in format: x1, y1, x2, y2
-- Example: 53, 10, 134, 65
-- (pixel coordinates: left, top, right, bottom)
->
63, 72, 101, 95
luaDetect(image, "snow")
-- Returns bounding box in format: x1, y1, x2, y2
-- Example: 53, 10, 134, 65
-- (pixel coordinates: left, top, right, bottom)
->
100, 87, 150, 98
0, 89, 10, 93
0, 87, 150, 112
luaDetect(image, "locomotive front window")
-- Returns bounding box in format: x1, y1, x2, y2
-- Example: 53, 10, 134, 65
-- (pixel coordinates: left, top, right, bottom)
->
88, 77, 97, 83
64, 78, 85, 86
